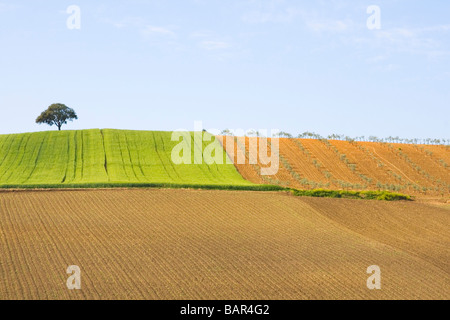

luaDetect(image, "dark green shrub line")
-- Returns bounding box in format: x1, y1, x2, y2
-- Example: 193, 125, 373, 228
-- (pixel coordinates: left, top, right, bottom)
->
290, 189, 412, 201
0, 182, 413, 201
0, 182, 287, 192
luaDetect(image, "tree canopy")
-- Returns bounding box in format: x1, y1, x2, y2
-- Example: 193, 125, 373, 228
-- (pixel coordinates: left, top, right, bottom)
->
36, 103, 78, 131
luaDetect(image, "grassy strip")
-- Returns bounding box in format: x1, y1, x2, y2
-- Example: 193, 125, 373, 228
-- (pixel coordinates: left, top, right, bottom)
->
0, 181, 412, 201
290, 188, 412, 201
0, 182, 286, 192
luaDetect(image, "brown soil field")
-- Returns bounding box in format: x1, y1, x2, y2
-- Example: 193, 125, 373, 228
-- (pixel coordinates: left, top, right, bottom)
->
328, 140, 402, 188
220, 136, 298, 187
220, 137, 450, 198
302, 197, 450, 273
422, 145, 450, 164
280, 139, 332, 186
364, 143, 437, 188
0, 189, 448, 300
300, 139, 366, 185
389, 143, 450, 182
218, 136, 265, 185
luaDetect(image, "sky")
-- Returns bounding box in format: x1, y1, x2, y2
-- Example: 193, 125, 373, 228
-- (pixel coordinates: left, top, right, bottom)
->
0, 0, 449, 139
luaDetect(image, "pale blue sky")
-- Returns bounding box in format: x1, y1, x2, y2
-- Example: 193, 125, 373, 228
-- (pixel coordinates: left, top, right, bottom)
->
0, 0, 449, 139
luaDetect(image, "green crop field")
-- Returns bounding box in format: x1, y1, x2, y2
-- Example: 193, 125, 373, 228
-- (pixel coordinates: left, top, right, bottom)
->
0, 129, 254, 187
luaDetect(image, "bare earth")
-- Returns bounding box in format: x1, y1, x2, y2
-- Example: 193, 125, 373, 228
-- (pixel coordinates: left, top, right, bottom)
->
220, 137, 450, 198
0, 189, 448, 300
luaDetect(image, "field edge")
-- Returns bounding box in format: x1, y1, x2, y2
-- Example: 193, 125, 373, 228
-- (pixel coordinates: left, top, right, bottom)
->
0, 182, 414, 201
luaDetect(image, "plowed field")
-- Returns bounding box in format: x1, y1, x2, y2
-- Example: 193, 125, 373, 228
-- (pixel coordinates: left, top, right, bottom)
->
0, 189, 448, 300
220, 137, 450, 197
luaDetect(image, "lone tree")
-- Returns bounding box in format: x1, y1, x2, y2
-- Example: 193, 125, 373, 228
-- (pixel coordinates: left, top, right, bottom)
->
36, 103, 78, 131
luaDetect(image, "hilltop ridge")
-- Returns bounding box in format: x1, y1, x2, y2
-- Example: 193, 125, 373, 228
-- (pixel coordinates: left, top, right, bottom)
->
0, 129, 448, 198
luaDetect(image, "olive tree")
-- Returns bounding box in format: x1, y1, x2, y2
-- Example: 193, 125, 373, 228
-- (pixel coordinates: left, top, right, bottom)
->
36, 103, 78, 131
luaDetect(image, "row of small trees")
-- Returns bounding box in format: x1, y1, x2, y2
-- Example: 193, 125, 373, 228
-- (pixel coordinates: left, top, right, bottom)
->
220, 129, 449, 146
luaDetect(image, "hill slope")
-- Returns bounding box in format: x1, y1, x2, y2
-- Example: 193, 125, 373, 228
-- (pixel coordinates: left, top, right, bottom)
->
221, 136, 450, 197
0, 129, 252, 187
1, 130, 448, 196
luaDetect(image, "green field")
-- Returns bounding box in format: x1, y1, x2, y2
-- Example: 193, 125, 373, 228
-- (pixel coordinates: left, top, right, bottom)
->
0, 129, 253, 187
